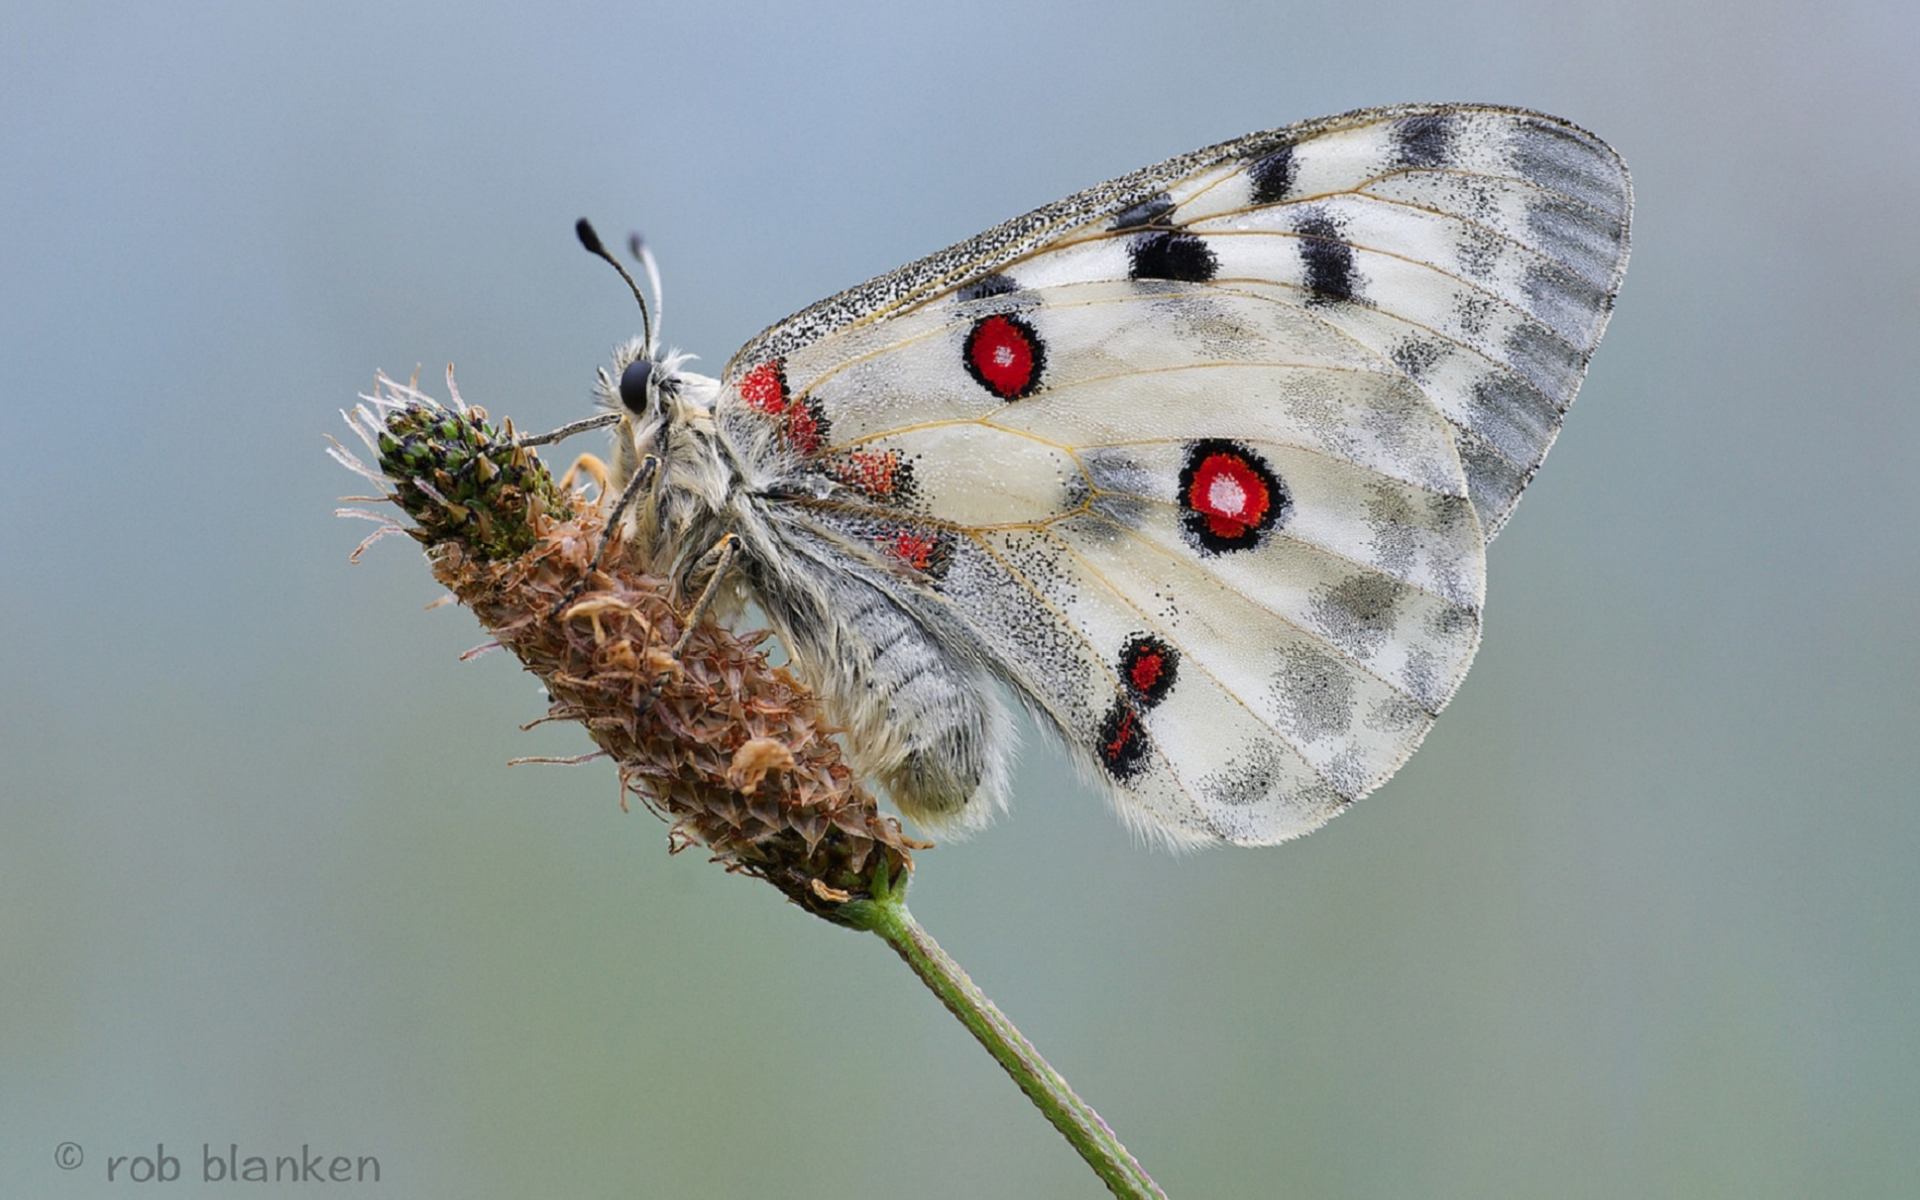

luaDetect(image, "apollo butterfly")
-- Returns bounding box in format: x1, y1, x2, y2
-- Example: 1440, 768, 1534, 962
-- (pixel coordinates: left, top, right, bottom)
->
583, 103, 1631, 846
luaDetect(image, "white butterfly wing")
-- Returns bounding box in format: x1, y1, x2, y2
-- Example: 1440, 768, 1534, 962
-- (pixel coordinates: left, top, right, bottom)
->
719, 104, 1630, 845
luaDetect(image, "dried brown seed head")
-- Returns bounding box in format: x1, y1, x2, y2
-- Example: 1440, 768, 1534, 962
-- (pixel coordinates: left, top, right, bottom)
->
337, 373, 919, 922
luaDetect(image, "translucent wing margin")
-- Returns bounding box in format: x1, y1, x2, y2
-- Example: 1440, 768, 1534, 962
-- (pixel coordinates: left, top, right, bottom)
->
721, 104, 1631, 846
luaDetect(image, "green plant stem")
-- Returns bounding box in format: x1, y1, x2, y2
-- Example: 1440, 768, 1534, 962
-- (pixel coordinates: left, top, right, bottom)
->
841, 873, 1167, 1200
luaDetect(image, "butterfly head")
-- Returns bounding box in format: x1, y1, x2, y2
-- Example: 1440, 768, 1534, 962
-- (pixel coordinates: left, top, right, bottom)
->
603, 339, 669, 426
576, 217, 711, 477
595, 339, 729, 571
601, 341, 710, 426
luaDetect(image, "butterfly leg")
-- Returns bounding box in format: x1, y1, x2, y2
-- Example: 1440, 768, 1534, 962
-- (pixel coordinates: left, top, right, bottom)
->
515, 409, 622, 448
557, 452, 610, 497
634, 533, 741, 715
549, 454, 658, 619
672, 533, 741, 655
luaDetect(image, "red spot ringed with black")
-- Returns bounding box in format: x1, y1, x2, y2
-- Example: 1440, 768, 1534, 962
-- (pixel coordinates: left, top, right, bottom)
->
737, 357, 829, 456
824, 448, 916, 505
784, 396, 829, 456
1178, 439, 1288, 554
1096, 701, 1150, 780
855, 517, 954, 582
1118, 633, 1178, 707
739, 359, 788, 414
963, 313, 1045, 401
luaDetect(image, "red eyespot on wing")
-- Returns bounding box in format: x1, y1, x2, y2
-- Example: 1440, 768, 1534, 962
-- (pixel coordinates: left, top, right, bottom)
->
1097, 701, 1149, 780
887, 530, 938, 571
1097, 635, 1175, 781
864, 521, 952, 581
739, 359, 829, 457
785, 398, 826, 456
1190, 454, 1267, 535
963, 314, 1045, 400
739, 360, 788, 414
1119, 633, 1178, 705
827, 449, 905, 501
1178, 439, 1287, 553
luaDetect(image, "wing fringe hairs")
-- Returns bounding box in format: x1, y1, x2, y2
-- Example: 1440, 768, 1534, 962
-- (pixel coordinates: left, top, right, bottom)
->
335, 371, 921, 922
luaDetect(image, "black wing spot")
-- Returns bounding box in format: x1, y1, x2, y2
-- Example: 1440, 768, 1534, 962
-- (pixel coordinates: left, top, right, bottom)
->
1394, 113, 1455, 169
1295, 213, 1357, 304
1248, 144, 1296, 205
958, 272, 1020, 301
1111, 193, 1176, 231
1129, 231, 1218, 283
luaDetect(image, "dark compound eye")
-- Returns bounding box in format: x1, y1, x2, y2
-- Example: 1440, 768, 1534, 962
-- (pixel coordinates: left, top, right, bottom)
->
618, 358, 654, 413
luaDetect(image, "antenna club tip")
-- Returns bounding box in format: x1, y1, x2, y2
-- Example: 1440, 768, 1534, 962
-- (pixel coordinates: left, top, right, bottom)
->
575, 218, 609, 257
576, 217, 656, 346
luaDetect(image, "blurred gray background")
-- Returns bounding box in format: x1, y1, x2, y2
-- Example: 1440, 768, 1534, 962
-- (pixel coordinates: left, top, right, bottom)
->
4, 1, 1915, 1196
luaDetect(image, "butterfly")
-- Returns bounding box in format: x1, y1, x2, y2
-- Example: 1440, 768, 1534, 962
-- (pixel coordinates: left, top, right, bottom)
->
572, 103, 1631, 848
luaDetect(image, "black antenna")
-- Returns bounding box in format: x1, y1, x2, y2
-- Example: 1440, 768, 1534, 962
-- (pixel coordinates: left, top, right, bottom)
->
575, 217, 653, 352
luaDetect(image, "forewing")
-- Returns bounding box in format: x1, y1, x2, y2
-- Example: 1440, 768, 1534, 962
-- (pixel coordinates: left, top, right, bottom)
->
723, 104, 1631, 845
